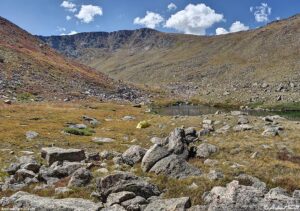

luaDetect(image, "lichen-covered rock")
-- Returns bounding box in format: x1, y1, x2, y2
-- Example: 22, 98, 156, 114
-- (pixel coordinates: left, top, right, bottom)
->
144, 197, 191, 211
106, 191, 136, 206
141, 144, 170, 172
0, 191, 103, 211
122, 145, 147, 166
149, 154, 202, 179
196, 143, 218, 158
68, 168, 92, 187
41, 147, 86, 165
96, 172, 161, 201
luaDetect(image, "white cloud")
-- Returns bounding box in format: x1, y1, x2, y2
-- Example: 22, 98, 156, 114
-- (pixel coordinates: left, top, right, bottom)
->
61, 30, 78, 36
216, 27, 228, 35
134, 11, 164, 29
229, 21, 249, 33
75, 5, 103, 23
167, 3, 177, 11
165, 4, 224, 35
66, 15, 72, 21
61, 1, 77, 13
251, 3, 271, 22
216, 21, 249, 35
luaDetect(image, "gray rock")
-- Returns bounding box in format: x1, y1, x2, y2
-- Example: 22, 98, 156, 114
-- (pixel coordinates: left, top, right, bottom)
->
96, 172, 161, 201
26, 131, 39, 140
82, 115, 99, 126
122, 116, 136, 121
166, 128, 189, 159
141, 144, 170, 172
207, 170, 224, 180
236, 174, 268, 193
196, 143, 218, 158
41, 147, 86, 165
68, 168, 92, 187
233, 124, 253, 131
149, 154, 202, 179
198, 128, 211, 136
122, 145, 147, 166
150, 137, 164, 145
102, 204, 126, 211
92, 137, 116, 143
0, 191, 103, 210
204, 159, 219, 166
55, 187, 73, 195
14, 169, 36, 182
238, 116, 249, 124
121, 196, 147, 208
106, 191, 136, 206
216, 125, 230, 134
69, 124, 87, 129
262, 126, 279, 136
144, 197, 191, 211
203, 180, 265, 211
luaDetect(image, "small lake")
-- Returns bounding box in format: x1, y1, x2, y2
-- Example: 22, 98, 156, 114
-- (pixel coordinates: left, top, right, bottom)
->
152, 104, 300, 121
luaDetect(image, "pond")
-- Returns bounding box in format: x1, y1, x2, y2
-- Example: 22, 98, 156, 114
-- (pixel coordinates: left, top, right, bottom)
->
152, 104, 300, 121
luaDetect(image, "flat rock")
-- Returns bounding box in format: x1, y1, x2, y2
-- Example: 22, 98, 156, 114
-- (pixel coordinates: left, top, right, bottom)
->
0, 191, 103, 211
26, 131, 39, 140
106, 191, 136, 206
144, 197, 191, 211
41, 147, 86, 166
92, 137, 116, 143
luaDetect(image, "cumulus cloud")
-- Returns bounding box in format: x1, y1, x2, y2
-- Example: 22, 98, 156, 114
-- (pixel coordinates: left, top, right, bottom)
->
165, 4, 224, 35
57, 26, 66, 32
251, 3, 271, 22
66, 15, 72, 21
216, 21, 249, 35
215, 27, 228, 35
75, 5, 103, 23
134, 11, 164, 29
61, 1, 77, 13
167, 3, 177, 11
61, 30, 78, 36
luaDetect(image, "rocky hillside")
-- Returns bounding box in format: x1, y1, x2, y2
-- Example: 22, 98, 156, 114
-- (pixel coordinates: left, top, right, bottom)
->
39, 15, 300, 105
0, 17, 144, 102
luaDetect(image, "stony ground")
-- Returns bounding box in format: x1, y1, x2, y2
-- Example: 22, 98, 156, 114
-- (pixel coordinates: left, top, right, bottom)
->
0, 101, 300, 210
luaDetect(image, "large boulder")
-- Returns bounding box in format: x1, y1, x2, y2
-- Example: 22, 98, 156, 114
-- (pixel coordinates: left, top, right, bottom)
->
149, 154, 202, 179
0, 191, 103, 210
141, 144, 170, 172
203, 180, 300, 211
5, 156, 40, 175
122, 145, 147, 166
166, 128, 189, 159
41, 147, 86, 165
96, 172, 161, 201
144, 197, 191, 211
68, 168, 92, 187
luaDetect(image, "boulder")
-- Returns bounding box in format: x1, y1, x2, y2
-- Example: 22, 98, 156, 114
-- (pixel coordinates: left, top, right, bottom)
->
121, 196, 147, 209
82, 115, 99, 126
26, 131, 39, 140
68, 168, 92, 187
166, 128, 189, 159
0, 191, 103, 210
122, 145, 147, 166
41, 147, 86, 165
262, 126, 279, 136
149, 154, 202, 179
141, 144, 170, 172
92, 137, 116, 143
144, 197, 191, 211
196, 143, 218, 158
96, 172, 161, 201
207, 169, 224, 180
106, 191, 136, 206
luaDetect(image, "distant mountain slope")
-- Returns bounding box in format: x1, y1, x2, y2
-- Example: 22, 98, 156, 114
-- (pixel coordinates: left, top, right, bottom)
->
38, 15, 300, 104
0, 16, 143, 101
38, 16, 300, 87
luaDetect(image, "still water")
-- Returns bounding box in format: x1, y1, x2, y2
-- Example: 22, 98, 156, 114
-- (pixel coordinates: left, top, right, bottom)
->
152, 104, 300, 121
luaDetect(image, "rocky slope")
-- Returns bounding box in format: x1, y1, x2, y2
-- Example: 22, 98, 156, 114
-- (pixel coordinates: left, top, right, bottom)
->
39, 14, 300, 105
0, 16, 145, 102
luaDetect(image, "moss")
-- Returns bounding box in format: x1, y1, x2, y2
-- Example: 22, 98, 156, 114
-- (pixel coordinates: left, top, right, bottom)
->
64, 127, 95, 136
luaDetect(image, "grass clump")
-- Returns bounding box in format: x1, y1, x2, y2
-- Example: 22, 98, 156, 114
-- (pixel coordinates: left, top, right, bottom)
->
64, 127, 95, 136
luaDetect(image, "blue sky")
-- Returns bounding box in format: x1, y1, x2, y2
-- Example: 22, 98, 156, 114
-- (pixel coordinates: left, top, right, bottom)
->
1, 0, 300, 36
